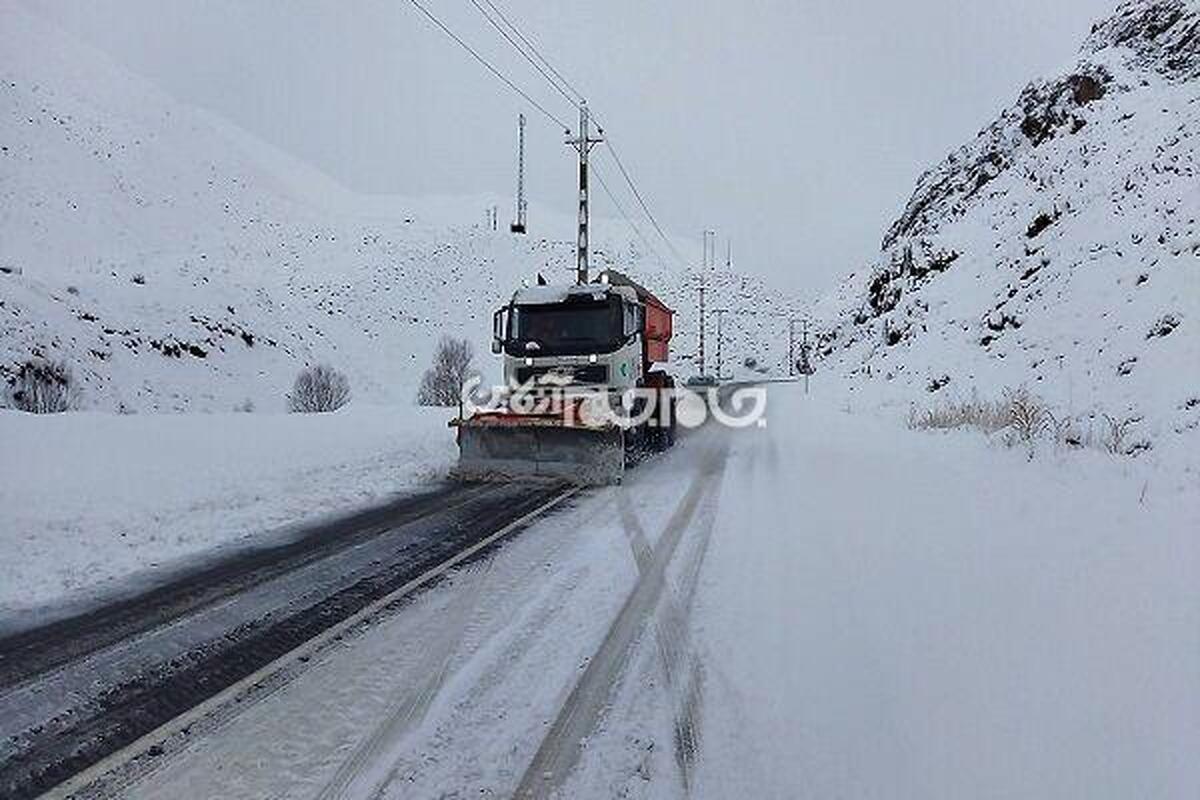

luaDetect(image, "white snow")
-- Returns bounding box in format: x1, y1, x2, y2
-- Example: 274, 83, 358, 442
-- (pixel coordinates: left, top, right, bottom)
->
2, 1, 1197, 796
687, 384, 1199, 800
0, 404, 454, 621
814, 0, 1200, 475
115, 380, 1200, 799
0, 5, 802, 415
0, 4, 803, 620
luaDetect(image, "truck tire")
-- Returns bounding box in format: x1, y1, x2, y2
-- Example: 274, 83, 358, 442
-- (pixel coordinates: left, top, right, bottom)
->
665, 396, 677, 448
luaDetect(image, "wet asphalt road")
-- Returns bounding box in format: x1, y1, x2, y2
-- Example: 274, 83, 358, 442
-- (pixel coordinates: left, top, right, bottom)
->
0, 479, 572, 799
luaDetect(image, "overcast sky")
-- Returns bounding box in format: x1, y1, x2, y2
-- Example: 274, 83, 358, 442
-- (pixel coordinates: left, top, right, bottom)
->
28, 0, 1117, 295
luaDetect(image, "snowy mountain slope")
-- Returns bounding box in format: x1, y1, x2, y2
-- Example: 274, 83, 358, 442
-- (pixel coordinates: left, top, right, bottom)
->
815, 0, 1200, 467
0, 7, 799, 413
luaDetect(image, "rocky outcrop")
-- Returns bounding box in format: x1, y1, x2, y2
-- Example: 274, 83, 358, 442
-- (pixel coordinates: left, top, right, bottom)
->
1085, 0, 1200, 80
816, 0, 1200, 457
882, 0, 1196, 251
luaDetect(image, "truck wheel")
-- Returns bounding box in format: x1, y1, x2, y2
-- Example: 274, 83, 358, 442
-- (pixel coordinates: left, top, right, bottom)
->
663, 397, 677, 449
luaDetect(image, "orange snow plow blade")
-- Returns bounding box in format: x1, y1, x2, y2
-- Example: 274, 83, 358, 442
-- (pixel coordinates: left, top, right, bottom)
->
451, 413, 625, 485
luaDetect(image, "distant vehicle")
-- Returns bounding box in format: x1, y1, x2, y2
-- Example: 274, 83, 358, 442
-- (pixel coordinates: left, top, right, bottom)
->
685, 374, 719, 388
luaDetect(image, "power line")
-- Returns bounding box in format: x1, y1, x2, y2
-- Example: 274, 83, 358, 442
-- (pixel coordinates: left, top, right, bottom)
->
480, 0, 586, 103
412, 0, 687, 272
470, 0, 584, 106
407, 0, 571, 131
601, 135, 689, 267
457, 1, 685, 269
591, 160, 666, 268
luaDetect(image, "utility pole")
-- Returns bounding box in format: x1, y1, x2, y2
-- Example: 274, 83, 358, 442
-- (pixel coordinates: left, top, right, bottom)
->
801, 318, 811, 394
510, 113, 527, 234
713, 308, 728, 380
566, 102, 603, 284
788, 318, 796, 377
697, 229, 715, 376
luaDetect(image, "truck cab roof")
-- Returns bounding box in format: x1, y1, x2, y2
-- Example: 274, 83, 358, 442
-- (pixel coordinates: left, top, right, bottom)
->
511, 282, 637, 307
510, 270, 670, 312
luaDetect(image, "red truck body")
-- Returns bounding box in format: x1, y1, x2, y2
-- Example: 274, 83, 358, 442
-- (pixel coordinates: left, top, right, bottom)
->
643, 294, 672, 365
601, 269, 673, 369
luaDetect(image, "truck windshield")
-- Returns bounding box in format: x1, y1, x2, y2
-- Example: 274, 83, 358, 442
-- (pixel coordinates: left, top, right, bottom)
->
510, 301, 623, 355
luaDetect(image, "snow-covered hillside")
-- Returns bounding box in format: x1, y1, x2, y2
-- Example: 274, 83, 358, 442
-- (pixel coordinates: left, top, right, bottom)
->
816, 0, 1199, 469
0, 7, 799, 413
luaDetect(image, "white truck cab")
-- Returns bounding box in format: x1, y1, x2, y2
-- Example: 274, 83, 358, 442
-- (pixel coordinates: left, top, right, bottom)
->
492, 282, 646, 395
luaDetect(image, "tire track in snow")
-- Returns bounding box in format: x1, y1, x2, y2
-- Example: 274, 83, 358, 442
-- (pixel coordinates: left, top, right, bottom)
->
314, 560, 495, 800
310, 486, 621, 800
664, 448, 728, 793
514, 440, 728, 799
618, 487, 703, 790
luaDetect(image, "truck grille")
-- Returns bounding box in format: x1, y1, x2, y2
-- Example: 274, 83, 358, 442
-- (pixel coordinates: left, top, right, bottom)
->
516, 364, 609, 385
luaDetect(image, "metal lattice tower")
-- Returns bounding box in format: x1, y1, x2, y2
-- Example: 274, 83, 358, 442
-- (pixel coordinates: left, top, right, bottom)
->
510, 113, 527, 234
566, 102, 603, 284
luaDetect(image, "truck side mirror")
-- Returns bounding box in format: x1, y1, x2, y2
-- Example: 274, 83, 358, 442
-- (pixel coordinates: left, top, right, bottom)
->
492, 307, 508, 355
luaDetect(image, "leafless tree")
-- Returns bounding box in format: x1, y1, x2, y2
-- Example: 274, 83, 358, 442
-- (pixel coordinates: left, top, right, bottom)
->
288, 363, 351, 413
417, 337, 475, 407
8, 358, 79, 413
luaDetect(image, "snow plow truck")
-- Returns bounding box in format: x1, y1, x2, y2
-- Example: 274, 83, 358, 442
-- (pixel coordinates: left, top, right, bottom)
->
451, 269, 676, 484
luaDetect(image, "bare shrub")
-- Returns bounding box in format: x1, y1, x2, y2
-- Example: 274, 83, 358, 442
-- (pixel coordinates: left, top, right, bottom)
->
1004, 386, 1049, 442
1101, 414, 1138, 455
8, 358, 79, 413
914, 386, 1048, 444
1047, 412, 1090, 448
911, 386, 1149, 459
907, 390, 1009, 433
417, 337, 475, 407
288, 364, 350, 413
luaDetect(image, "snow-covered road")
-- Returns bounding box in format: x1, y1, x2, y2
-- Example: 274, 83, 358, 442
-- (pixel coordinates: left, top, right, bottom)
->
84, 382, 1198, 799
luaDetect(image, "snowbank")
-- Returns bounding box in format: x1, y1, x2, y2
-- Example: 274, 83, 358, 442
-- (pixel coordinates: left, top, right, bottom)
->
692, 382, 1200, 799
0, 405, 455, 621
